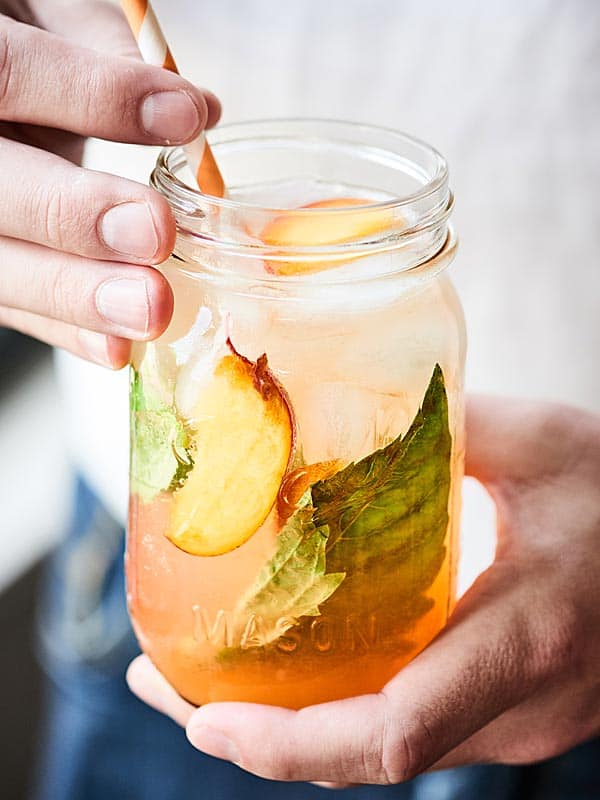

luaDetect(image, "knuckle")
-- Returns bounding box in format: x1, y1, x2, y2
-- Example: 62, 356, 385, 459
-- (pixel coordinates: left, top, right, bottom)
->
45, 265, 67, 320
377, 711, 437, 785
42, 187, 69, 251
83, 59, 139, 132
80, 63, 110, 126
44, 261, 80, 322
484, 603, 569, 697
41, 187, 78, 252
113, 66, 142, 130
56, 53, 116, 134
37, 176, 99, 253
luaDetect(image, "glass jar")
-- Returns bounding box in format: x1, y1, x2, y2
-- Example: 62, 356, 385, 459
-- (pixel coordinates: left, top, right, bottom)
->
127, 120, 465, 709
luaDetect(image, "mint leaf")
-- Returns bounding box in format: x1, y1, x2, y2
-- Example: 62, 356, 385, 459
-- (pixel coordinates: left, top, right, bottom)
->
130, 369, 194, 503
311, 364, 452, 630
231, 499, 345, 646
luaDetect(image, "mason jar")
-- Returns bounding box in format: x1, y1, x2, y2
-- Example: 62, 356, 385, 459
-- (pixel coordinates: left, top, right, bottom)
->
126, 120, 466, 709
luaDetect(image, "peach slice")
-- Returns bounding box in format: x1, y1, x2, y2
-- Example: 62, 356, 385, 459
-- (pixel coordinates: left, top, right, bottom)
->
277, 459, 343, 521
167, 343, 294, 556
261, 197, 396, 275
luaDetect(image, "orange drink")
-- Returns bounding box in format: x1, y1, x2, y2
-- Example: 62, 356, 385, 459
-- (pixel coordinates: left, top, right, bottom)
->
127, 121, 465, 708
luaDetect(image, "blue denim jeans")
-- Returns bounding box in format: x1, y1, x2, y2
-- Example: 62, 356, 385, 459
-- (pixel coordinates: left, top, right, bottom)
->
33, 478, 600, 800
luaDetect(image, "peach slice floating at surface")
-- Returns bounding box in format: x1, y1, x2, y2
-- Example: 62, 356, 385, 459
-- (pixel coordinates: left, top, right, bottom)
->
167, 342, 294, 556
263, 198, 393, 247
277, 459, 343, 521
261, 197, 396, 276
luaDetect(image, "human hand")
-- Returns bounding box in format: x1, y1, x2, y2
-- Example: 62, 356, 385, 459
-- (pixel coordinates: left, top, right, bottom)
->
0, 0, 220, 367
127, 395, 600, 786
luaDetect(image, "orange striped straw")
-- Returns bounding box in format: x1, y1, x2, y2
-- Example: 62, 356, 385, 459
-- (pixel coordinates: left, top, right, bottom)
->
120, 0, 225, 197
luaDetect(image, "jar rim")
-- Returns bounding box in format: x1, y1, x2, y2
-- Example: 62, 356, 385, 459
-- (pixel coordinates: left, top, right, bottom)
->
152, 118, 449, 215
151, 119, 454, 281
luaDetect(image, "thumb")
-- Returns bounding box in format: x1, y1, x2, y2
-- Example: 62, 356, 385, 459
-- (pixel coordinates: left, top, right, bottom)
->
182, 561, 544, 784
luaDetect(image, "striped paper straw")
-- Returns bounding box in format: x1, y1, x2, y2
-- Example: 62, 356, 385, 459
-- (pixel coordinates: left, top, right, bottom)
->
121, 0, 225, 197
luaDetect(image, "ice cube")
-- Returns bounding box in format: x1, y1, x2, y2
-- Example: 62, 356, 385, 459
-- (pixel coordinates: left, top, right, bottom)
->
174, 323, 227, 418
292, 382, 412, 465
170, 306, 213, 365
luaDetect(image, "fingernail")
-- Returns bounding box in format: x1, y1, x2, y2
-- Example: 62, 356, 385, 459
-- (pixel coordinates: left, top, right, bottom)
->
100, 202, 159, 260
96, 278, 150, 336
187, 725, 241, 764
77, 329, 112, 367
140, 90, 202, 143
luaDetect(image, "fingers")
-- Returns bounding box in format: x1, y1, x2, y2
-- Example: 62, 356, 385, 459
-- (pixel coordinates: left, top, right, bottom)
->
126, 655, 195, 729
0, 236, 173, 340
201, 90, 223, 130
0, 16, 210, 144
28, 1, 221, 129
0, 140, 176, 263
180, 566, 553, 784
0, 305, 130, 368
